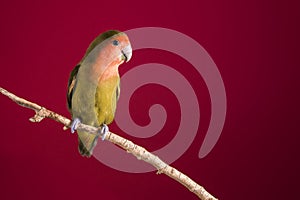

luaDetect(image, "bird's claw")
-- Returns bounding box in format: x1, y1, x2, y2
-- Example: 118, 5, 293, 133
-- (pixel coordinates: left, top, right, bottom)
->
70, 118, 81, 134
100, 124, 109, 141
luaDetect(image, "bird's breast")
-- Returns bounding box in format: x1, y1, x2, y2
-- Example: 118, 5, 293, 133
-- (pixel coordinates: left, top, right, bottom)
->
95, 75, 120, 125
94, 61, 120, 125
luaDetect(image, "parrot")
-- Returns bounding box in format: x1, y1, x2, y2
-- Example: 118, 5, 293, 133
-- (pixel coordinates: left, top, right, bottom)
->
67, 30, 132, 157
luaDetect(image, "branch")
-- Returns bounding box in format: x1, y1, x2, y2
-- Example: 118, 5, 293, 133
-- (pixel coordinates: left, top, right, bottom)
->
0, 86, 217, 200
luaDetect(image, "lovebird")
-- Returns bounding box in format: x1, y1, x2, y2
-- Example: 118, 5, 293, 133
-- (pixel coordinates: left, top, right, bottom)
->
67, 30, 132, 157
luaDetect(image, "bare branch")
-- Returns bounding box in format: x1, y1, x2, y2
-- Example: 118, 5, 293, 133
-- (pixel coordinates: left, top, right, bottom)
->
0, 86, 217, 200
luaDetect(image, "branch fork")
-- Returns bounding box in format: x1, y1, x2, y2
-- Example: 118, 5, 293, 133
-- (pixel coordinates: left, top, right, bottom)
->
29, 107, 47, 122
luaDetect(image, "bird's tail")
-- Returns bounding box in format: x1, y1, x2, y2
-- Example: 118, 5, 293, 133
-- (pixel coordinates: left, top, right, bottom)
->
77, 131, 99, 157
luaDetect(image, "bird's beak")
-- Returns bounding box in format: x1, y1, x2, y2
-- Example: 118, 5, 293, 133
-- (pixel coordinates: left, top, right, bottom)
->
122, 44, 132, 62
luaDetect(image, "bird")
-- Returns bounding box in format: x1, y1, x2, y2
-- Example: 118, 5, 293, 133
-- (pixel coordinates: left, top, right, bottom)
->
67, 30, 132, 157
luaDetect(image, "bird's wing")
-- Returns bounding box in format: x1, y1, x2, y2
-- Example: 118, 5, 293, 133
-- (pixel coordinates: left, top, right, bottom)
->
67, 64, 80, 111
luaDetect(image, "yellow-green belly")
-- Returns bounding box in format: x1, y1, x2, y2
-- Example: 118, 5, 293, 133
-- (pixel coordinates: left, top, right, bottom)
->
95, 76, 119, 125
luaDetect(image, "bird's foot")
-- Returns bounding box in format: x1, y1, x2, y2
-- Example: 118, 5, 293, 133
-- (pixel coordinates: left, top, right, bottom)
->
70, 118, 81, 134
100, 124, 109, 141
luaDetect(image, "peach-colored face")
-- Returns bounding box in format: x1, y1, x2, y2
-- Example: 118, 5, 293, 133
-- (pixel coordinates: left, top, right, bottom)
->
106, 33, 132, 63
93, 33, 132, 82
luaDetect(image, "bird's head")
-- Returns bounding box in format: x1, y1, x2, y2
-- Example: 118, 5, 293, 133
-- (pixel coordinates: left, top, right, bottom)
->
109, 32, 132, 63
78, 30, 132, 82
81, 30, 132, 65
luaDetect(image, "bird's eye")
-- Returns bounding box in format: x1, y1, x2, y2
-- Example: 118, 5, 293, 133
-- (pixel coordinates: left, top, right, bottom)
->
112, 40, 119, 46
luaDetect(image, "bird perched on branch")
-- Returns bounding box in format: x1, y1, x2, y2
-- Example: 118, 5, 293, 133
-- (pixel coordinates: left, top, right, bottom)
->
67, 30, 132, 157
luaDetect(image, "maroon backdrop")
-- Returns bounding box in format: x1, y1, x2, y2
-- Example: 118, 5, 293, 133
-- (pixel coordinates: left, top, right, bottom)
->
0, 0, 299, 199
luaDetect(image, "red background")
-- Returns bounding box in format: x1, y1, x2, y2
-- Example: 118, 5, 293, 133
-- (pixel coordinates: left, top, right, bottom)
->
0, 0, 299, 199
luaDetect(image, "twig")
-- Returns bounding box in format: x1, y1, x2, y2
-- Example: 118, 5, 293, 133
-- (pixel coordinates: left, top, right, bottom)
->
0, 86, 217, 200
